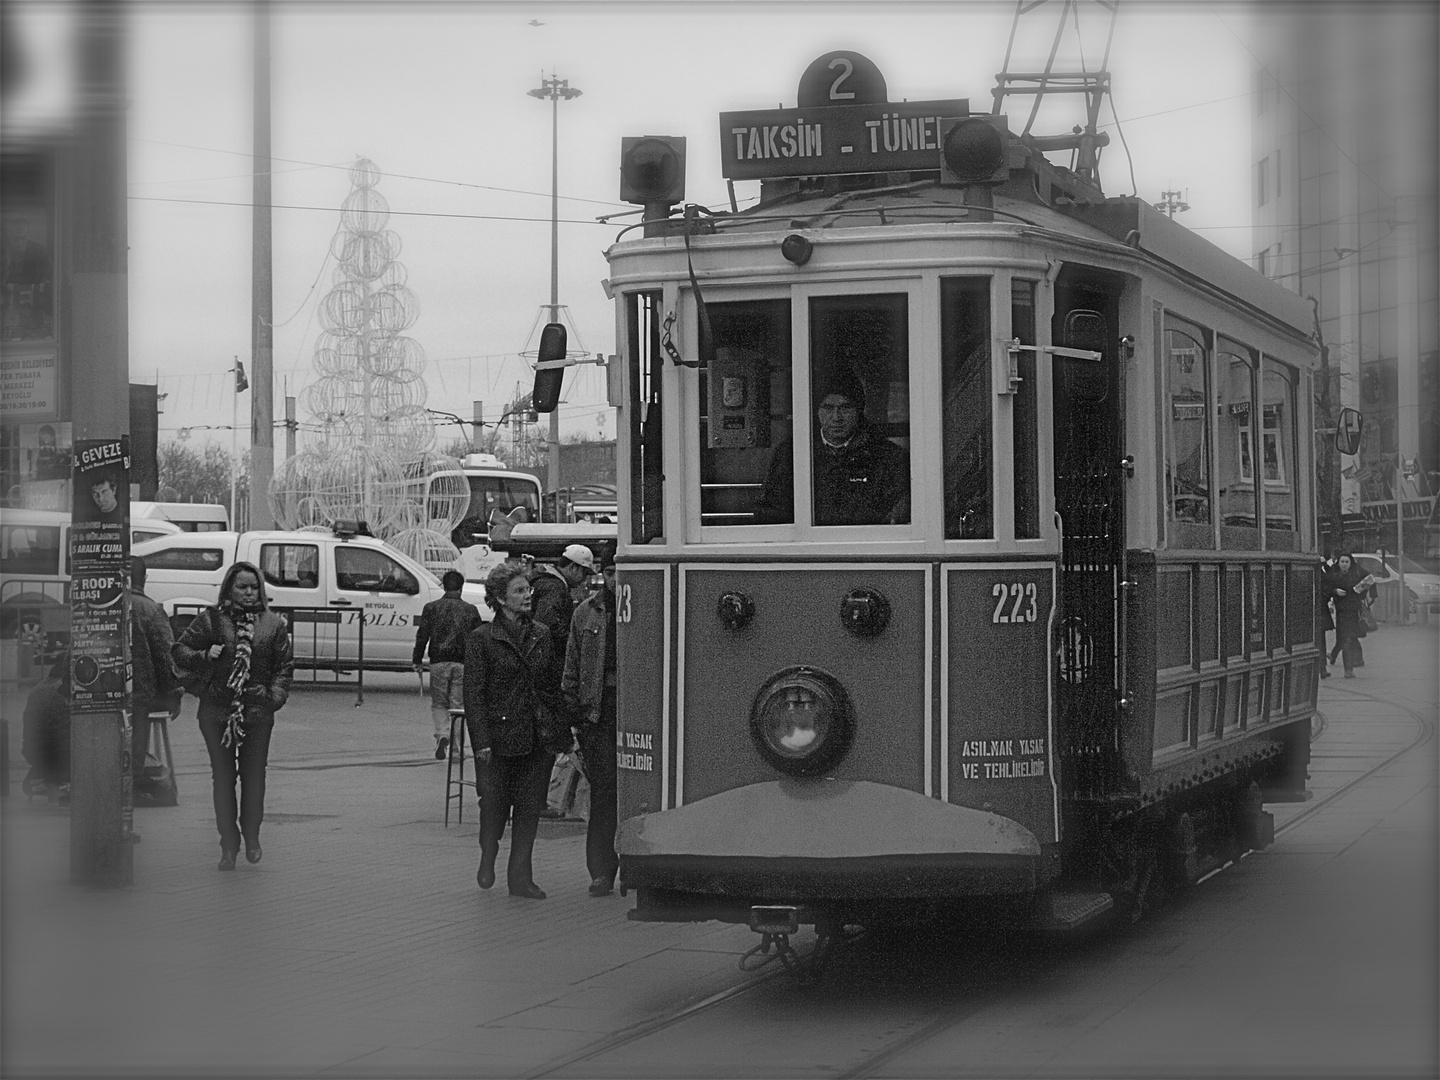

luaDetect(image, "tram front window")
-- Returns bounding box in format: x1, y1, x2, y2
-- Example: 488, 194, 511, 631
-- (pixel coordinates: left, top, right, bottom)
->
941, 277, 993, 539
753, 294, 911, 527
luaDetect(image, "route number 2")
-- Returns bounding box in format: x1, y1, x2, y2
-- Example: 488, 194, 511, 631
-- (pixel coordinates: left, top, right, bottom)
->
828, 57, 856, 100
617, 583, 633, 624
992, 582, 1038, 624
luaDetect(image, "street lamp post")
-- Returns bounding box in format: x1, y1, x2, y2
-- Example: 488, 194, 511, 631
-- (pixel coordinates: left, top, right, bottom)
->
528, 72, 581, 503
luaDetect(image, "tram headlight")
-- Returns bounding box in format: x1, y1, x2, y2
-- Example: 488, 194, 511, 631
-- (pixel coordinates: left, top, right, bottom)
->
749, 667, 854, 777
939, 116, 1011, 185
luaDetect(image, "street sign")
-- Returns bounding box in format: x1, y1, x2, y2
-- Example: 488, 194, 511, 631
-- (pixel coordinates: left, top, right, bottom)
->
1336, 407, 1363, 455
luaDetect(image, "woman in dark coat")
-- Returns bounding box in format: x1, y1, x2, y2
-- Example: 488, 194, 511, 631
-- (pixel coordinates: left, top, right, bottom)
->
173, 562, 293, 869
464, 560, 562, 899
1323, 553, 1375, 678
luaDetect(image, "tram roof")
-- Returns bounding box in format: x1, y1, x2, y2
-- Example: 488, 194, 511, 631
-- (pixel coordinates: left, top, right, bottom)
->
626, 178, 1315, 341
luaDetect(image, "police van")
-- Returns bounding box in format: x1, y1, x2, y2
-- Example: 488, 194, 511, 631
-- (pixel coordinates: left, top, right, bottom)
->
132, 523, 492, 670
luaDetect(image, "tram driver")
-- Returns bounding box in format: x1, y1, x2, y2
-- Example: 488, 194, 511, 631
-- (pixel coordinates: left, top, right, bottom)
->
753, 368, 910, 527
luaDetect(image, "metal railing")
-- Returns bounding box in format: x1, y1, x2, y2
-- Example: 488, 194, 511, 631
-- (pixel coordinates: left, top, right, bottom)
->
170, 602, 365, 706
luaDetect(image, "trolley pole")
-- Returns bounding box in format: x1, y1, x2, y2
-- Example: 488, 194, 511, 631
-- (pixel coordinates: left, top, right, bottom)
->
528, 73, 581, 503
249, 0, 275, 528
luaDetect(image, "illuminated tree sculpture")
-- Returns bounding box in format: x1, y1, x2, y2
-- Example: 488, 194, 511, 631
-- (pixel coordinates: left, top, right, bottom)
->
270, 159, 468, 570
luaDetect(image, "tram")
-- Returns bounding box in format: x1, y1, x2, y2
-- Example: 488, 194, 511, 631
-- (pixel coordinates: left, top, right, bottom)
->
546, 52, 1322, 943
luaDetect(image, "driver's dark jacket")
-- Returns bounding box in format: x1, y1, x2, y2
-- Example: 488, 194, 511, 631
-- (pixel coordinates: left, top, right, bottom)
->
753, 422, 910, 526
462, 612, 561, 757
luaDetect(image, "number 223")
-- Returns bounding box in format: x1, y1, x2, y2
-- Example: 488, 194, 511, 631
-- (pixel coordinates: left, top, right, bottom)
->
991, 582, 1038, 624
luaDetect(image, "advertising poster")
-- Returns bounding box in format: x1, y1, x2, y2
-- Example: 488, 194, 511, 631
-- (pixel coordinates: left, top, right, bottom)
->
70, 437, 131, 715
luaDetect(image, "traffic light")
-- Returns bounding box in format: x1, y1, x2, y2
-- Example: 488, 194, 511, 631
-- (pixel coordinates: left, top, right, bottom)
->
939, 115, 1013, 185
620, 136, 686, 205
530, 322, 566, 413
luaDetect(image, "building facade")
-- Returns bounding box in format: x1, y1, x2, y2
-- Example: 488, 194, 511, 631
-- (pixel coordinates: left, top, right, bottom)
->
1251, 4, 1439, 558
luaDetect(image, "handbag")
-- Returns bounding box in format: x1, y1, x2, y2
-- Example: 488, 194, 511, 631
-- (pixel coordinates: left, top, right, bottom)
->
1360, 599, 1378, 633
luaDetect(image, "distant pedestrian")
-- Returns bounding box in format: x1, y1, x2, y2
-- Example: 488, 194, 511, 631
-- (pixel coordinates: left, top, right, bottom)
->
173, 562, 294, 870
1324, 553, 1376, 678
464, 561, 566, 899
129, 556, 182, 803
412, 569, 482, 759
561, 558, 621, 896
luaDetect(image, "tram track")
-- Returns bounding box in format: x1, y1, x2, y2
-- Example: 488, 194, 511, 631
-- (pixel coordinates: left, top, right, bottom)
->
525, 678, 1435, 1080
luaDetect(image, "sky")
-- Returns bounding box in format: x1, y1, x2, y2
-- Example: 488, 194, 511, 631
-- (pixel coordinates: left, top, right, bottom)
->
4, 0, 1269, 453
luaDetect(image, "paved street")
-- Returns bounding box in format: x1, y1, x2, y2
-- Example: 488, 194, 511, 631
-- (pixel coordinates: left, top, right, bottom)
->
1, 624, 1435, 1078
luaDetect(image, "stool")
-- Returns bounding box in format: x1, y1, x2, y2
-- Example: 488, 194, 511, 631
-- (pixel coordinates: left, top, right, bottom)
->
444, 708, 475, 827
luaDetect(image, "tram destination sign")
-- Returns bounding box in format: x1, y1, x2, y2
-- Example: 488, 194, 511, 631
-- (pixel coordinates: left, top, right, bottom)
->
719, 99, 969, 181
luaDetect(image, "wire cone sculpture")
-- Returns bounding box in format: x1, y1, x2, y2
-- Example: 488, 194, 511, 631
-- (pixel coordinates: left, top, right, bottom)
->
270, 158, 466, 571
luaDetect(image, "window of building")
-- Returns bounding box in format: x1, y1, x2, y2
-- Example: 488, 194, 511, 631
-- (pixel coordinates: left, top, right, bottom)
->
334, 547, 418, 594
1165, 320, 1213, 547
260, 543, 320, 589
937, 277, 993, 538
1012, 280, 1040, 539
627, 291, 665, 545
1217, 341, 1261, 549
797, 293, 911, 528
700, 299, 791, 527
1256, 157, 1270, 207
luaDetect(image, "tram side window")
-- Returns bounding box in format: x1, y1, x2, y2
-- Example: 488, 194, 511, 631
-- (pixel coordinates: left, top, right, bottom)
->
1217, 341, 1261, 548
1012, 280, 1040, 539
1165, 321, 1214, 548
627, 291, 665, 544
939, 278, 992, 538
1261, 358, 1298, 550
699, 300, 791, 527
754, 293, 911, 527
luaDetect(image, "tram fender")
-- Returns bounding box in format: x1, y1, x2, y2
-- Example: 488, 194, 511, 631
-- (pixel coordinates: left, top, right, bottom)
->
618, 779, 1041, 860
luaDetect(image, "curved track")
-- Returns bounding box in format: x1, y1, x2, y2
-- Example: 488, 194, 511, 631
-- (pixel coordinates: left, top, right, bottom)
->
524, 678, 1436, 1079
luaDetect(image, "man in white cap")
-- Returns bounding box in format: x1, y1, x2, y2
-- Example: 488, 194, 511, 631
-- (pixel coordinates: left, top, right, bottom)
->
530, 544, 596, 819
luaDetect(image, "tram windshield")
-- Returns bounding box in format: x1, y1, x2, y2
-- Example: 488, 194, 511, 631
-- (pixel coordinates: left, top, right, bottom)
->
701, 293, 913, 529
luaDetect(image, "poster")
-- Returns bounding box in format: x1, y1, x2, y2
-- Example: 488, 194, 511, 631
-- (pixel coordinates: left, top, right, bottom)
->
69, 437, 131, 714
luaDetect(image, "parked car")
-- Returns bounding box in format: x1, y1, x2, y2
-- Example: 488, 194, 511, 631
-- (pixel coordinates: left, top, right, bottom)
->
132, 523, 493, 670
1351, 551, 1440, 614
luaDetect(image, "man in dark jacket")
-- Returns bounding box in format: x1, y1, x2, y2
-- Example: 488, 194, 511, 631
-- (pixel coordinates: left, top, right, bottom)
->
561, 559, 621, 895
413, 569, 483, 759
753, 369, 910, 526
130, 557, 182, 804
530, 544, 594, 660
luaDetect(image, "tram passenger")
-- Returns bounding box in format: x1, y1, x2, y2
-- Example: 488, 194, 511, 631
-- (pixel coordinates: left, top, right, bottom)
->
753, 369, 909, 526
464, 561, 565, 899
1324, 553, 1376, 678
561, 557, 621, 897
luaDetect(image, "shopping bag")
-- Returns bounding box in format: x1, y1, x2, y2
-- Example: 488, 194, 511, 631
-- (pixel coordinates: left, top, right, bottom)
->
1360, 600, 1378, 633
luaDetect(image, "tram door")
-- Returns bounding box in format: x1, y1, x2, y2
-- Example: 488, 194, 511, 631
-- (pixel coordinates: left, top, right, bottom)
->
1051, 267, 1126, 803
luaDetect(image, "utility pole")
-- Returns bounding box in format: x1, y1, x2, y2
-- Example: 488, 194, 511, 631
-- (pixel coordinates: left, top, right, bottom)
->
68, 0, 132, 887
249, 0, 275, 528
528, 72, 581, 504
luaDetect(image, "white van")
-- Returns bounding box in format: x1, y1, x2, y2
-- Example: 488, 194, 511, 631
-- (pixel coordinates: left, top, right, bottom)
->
132, 525, 493, 671
0, 508, 182, 643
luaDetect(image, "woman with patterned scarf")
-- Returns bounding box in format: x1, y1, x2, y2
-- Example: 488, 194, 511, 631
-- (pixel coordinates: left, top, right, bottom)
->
174, 561, 294, 870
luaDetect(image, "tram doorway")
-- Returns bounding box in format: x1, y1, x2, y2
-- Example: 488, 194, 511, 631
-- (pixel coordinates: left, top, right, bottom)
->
1051, 267, 1127, 802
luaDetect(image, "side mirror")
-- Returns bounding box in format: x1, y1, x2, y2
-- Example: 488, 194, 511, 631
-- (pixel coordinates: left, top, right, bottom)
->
531, 323, 566, 413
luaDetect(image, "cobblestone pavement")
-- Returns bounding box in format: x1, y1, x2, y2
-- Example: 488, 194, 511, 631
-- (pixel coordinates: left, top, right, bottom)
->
1, 624, 1435, 1078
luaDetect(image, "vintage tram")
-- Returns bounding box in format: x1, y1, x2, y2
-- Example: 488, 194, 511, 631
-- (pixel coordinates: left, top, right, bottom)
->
566, 53, 1321, 943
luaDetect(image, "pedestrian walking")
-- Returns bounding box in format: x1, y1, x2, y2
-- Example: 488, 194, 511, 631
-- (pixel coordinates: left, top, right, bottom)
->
173, 562, 294, 870
412, 569, 482, 759
129, 556, 182, 804
531, 544, 595, 817
463, 561, 566, 899
561, 558, 621, 896
1324, 552, 1376, 678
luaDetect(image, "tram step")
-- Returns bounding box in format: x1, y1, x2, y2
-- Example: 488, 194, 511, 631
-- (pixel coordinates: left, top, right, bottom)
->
1042, 890, 1114, 932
